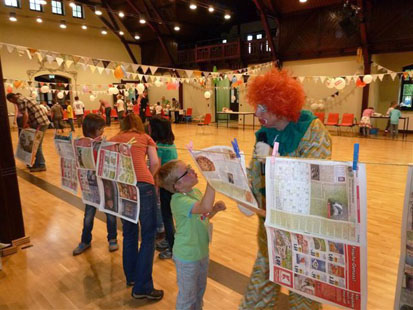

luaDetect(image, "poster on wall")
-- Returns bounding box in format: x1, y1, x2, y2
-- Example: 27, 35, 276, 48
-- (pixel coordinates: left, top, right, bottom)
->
15, 128, 44, 167
54, 134, 77, 194
74, 137, 101, 208
394, 165, 413, 310
96, 142, 139, 223
189, 145, 258, 212
265, 157, 367, 310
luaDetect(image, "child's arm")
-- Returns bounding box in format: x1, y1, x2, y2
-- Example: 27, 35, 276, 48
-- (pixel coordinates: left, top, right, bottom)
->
208, 200, 226, 219
191, 184, 215, 214
147, 145, 160, 175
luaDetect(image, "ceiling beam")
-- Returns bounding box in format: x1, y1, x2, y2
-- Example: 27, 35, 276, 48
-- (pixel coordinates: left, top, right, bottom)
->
125, 0, 176, 66
145, 0, 173, 35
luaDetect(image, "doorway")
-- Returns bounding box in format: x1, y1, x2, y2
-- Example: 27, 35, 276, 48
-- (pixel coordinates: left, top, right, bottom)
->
35, 74, 71, 108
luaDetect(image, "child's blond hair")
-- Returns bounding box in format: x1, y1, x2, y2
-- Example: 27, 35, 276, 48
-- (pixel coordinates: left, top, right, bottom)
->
155, 159, 183, 193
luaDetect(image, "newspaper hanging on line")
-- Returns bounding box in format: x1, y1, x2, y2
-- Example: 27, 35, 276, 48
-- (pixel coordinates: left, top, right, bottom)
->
54, 133, 77, 194
96, 141, 139, 224
74, 137, 101, 208
15, 128, 44, 166
265, 157, 367, 310
394, 166, 413, 310
189, 145, 258, 211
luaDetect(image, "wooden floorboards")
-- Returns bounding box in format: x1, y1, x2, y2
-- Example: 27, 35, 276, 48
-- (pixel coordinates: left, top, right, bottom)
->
1, 122, 411, 309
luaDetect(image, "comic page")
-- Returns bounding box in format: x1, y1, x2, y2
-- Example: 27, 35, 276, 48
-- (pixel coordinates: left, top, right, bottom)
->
54, 134, 77, 194
265, 157, 367, 310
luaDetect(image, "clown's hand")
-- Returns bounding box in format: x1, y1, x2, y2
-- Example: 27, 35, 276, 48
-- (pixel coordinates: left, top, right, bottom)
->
255, 142, 272, 162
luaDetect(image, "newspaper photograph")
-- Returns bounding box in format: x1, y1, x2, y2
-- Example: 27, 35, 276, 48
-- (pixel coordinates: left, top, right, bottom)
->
189, 146, 258, 210
395, 166, 413, 310
96, 142, 139, 223
78, 168, 100, 207
73, 138, 96, 170
15, 128, 44, 166
54, 134, 77, 194
265, 157, 367, 309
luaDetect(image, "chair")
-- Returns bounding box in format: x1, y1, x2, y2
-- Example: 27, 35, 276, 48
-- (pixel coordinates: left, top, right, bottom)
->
133, 104, 139, 115
84, 110, 91, 116
160, 109, 170, 120
110, 109, 118, 120
63, 110, 68, 121
196, 113, 212, 133
314, 112, 325, 123
92, 109, 98, 114
325, 113, 340, 134
337, 113, 356, 136
184, 108, 193, 123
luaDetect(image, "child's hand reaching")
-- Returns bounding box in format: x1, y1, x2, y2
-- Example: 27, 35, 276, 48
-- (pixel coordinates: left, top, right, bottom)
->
213, 201, 226, 213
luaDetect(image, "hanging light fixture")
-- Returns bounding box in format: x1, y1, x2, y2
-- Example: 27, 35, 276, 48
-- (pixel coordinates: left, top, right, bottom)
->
39, 0, 47, 5
208, 6, 214, 13
224, 12, 231, 20
299, 0, 308, 2
101, 27, 108, 35
174, 25, 180, 31
9, 12, 17, 22
118, 11, 125, 18
134, 34, 140, 40
81, 24, 87, 30
36, 17, 43, 23
95, 7, 103, 15
139, 15, 146, 24
189, 1, 197, 10
59, 20, 67, 29
69, 1, 75, 8
119, 30, 124, 35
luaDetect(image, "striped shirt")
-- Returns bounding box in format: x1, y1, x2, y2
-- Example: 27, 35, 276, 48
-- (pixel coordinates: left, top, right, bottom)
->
16, 96, 50, 128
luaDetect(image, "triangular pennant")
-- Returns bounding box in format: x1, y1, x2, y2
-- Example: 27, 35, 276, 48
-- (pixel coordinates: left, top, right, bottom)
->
138, 74, 143, 81
80, 63, 88, 71
72, 55, 81, 65
6, 45, 15, 53
185, 70, 193, 78
319, 76, 326, 83
46, 54, 54, 64
345, 76, 352, 83
102, 60, 111, 68
131, 64, 139, 72
390, 72, 397, 80
105, 68, 112, 75
88, 65, 96, 73
82, 57, 90, 65
132, 73, 138, 80
298, 76, 305, 83
140, 65, 149, 74
97, 66, 104, 74
312, 76, 319, 83
92, 59, 100, 66
64, 90, 69, 95
149, 66, 158, 75
372, 75, 378, 82
56, 57, 64, 66
65, 59, 74, 68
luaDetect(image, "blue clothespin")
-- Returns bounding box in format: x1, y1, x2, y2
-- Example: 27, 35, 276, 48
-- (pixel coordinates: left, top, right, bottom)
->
69, 131, 73, 141
231, 138, 241, 158
352, 143, 359, 171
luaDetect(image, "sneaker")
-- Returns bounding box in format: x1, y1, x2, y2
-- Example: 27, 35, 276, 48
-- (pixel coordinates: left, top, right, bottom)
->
127, 281, 135, 287
108, 240, 119, 252
73, 243, 91, 256
158, 249, 172, 259
155, 239, 169, 252
30, 166, 47, 172
132, 289, 164, 301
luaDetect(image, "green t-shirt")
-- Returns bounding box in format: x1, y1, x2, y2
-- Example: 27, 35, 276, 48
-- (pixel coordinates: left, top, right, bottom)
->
390, 109, 401, 124
171, 188, 210, 261
157, 143, 178, 165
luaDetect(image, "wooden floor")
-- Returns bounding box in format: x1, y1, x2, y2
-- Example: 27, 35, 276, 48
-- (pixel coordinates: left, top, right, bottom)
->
1, 121, 411, 309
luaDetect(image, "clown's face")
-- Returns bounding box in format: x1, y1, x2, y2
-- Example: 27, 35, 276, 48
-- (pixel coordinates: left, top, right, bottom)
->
255, 104, 289, 131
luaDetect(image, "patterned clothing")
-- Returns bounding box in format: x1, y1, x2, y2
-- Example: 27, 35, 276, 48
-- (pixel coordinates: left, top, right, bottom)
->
16, 96, 50, 128
240, 117, 332, 310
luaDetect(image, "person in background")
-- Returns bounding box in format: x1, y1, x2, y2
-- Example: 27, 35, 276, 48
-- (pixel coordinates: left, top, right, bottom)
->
74, 96, 85, 128
156, 160, 226, 309
109, 113, 163, 301
13, 103, 24, 135
139, 91, 149, 123
161, 96, 169, 108
51, 101, 65, 133
99, 99, 112, 126
359, 106, 375, 137
385, 101, 398, 133
149, 117, 178, 259
155, 102, 163, 115
116, 95, 125, 121
126, 99, 134, 115
390, 105, 402, 139
6, 93, 50, 172
239, 69, 332, 310
65, 100, 75, 132
171, 98, 180, 123
73, 114, 118, 255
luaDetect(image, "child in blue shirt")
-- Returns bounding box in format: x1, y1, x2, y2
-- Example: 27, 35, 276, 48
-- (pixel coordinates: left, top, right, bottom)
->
389, 106, 402, 139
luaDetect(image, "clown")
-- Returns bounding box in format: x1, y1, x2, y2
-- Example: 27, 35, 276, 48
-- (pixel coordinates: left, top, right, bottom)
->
240, 69, 332, 310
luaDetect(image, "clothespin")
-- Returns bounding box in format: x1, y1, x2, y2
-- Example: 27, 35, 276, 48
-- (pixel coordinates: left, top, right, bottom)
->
69, 131, 73, 141
231, 138, 241, 158
352, 143, 359, 172
270, 142, 279, 164
127, 137, 136, 145
187, 141, 193, 152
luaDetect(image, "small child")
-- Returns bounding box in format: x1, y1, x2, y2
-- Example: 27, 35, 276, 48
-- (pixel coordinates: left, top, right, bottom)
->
73, 114, 118, 255
359, 106, 374, 137
385, 101, 397, 133
65, 100, 75, 132
389, 106, 402, 139
155, 102, 162, 115
156, 160, 226, 310
149, 117, 178, 259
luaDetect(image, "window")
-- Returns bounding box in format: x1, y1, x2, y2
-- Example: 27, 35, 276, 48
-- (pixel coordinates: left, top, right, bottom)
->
4, 0, 19, 8
51, 0, 64, 15
29, 0, 43, 11
72, 4, 83, 18
400, 65, 413, 110
247, 35, 253, 41
256, 34, 263, 39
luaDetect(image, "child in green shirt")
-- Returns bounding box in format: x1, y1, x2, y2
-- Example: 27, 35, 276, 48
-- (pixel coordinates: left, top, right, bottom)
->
156, 160, 226, 310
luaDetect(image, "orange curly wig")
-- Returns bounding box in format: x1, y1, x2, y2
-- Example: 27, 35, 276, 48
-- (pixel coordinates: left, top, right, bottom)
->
247, 69, 305, 122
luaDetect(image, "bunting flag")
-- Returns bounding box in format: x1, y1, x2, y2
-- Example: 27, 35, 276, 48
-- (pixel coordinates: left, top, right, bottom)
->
97, 66, 105, 74
149, 66, 158, 75
131, 64, 139, 72
46, 54, 54, 64
140, 65, 148, 74
65, 59, 74, 68
390, 72, 398, 80
56, 57, 64, 66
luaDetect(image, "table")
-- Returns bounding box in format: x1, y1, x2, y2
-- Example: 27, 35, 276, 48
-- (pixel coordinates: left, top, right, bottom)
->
370, 116, 410, 139
216, 111, 256, 130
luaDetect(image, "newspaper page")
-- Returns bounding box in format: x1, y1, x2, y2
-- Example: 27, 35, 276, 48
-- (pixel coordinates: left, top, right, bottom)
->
394, 166, 413, 310
189, 146, 258, 210
96, 142, 139, 223
265, 157, 367, 310
74, 138, 100, 208
54, 134, 77, 194
15, 128, 44, 166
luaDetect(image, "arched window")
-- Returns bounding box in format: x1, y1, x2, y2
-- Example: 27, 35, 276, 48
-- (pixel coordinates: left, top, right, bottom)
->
400, 65, 413, 110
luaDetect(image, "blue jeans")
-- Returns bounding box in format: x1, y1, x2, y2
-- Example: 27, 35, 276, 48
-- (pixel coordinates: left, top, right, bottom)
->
174, 255, 209, 310
33, 125, 48, 168
81, 204, 117, 244
122, 182, 157, 294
